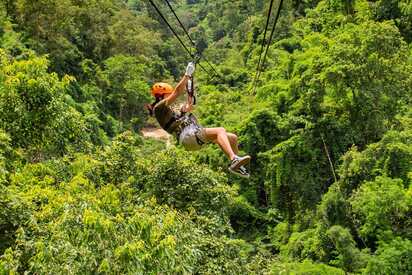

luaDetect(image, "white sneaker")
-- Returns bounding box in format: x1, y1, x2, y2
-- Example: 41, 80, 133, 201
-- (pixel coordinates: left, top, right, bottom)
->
229, 155, 251, 171
229, 165, 250, 179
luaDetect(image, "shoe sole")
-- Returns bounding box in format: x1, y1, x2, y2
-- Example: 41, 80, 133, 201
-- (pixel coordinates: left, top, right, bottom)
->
231, 156, 251, 170
228, 167, 250, 179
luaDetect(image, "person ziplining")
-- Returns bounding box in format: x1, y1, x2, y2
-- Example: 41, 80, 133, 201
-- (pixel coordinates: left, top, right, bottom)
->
146, 62, 251, 178
144, 0, 285, 178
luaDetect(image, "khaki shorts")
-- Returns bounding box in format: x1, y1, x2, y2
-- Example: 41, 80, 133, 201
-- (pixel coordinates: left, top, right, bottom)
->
179, 123, 208, 151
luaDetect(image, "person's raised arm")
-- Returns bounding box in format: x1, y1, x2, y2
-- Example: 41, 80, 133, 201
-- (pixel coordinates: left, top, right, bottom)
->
165, 62, 195, 106
165, 74, 189, 106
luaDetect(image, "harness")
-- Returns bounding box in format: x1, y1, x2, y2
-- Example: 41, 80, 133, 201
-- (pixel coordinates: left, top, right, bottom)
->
161, 109, 194, 136
172, 114, 197, 139
176, 114, 205, 146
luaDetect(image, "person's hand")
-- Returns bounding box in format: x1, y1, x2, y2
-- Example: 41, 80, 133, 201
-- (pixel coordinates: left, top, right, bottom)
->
180, 103, 193, 113
185, 62, 195, 77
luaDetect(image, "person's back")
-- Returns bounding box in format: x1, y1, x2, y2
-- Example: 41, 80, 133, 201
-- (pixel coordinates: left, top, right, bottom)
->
153, 98, 180, 135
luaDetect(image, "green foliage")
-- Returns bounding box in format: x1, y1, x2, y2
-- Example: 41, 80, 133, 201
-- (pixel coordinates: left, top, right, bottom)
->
240, 109, 282, 158
0, 185, 30, 255
327, 225, 367, 272
0, 179, 204, 274
266, 20, 411, 149
97, 131, 142, 185
270, 222, 291, 252
0, 140, 264, 274
1, 0, 411, 273
194, 236, 251, 274
317, 184, 351, 228
0, 9, 26, 57
108, 10, 161, 58
0, 130, 15, 183
101, 55, 151, 130
269, 259, 345, 275
11, 0, 85, 75
280, 225, 333, 263
229, 195, 275, 239
370, 0, 412, 42
350, 176, 412, 243
5, 0, 168, 79
261, 134, 327, 216
248, 15, 412, 231
139, 150, 236, 224
0, 51, 92, 159
339, 128, 412, 193
365, 237, 412, 275
195, 85, 258, 131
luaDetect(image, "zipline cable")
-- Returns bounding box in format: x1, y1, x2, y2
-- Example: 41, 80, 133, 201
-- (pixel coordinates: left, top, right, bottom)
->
163, 0, 195, 47
252, 0, 284, 94
163, 0, 219, 78
147, 0, 212, 75
257, 0, 284, 85
250, 0, 275, 93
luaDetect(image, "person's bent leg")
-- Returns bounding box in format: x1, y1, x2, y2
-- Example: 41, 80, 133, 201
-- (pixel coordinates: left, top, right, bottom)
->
204, 127, 251, 176
204, 127, 236, 160
227, 133, 239, 155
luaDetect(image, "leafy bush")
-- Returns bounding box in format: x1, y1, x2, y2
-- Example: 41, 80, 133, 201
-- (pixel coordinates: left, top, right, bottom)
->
101, 55, 151, 130
0, 130, 14, 183
0, 178, 204, 274
0, 51, 92, 159
327, 225, 367, 272
350, 176, 412, 243
0, 185, 30, 255
139, 149, 237, 228
280, 226, 329, 262
0, 146, 260, 274
339, 129, 412, 193
97, 131, 143, 185
317, 184, 351, 228
269, 259, 345, 275
365, 238, 412, 274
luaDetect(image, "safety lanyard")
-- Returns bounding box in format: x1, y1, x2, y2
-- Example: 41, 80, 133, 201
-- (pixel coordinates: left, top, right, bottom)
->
186, 75, 196, 105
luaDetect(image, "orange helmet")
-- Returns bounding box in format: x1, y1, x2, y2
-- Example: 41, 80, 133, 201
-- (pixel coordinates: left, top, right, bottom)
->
151, 82, 173, 97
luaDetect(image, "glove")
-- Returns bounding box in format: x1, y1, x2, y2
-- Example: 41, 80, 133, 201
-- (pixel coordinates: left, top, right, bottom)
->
185, 62, 195, 77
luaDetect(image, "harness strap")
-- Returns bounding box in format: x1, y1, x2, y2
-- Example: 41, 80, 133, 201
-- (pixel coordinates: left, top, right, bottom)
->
195, 131, 205, 145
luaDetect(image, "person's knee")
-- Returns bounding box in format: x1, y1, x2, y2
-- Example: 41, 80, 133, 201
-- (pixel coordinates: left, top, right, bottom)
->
229, 133, 238, 141
217, 127, 226, 135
